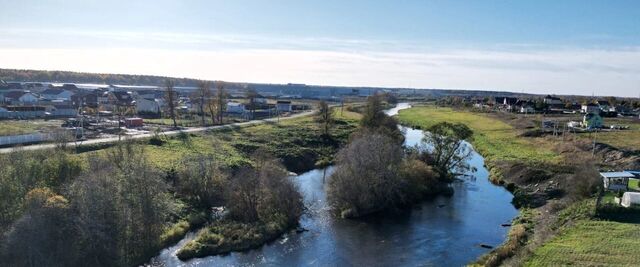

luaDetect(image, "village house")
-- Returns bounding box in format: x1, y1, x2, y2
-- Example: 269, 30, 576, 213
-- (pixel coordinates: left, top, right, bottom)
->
276, 100, 293, 112
494, 97, 518, 112
226, 101, 246, 113
136, 98, 164, 114
3, 91, 39, 105
597, 100, 611, 112
581, 103, 600, 114
41, 88, 75, 101
71, 91, 99, 108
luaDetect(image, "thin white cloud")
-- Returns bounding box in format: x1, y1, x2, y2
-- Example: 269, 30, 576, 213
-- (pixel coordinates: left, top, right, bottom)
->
0, 29, 638, 97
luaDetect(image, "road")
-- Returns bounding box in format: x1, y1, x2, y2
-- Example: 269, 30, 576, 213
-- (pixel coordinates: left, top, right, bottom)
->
0, 110, 315, 154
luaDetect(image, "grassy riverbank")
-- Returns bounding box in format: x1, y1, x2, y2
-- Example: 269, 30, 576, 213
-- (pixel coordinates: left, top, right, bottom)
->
397, 105, 640, 266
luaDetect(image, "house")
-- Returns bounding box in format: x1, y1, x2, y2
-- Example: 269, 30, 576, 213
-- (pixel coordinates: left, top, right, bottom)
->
515, 99, 535, 113
543, 95, 563, 105
136, 98, 164, 114
494, 97, 518, 111
276, 100, 292, 112
3, 91, 39, 104
601, 171, 635, 191
71, 91, 99, 108
226, 102, 246, 113
41, 89, 74, 101
581, 103, 600, 114
597, 100, 611, 112
583, 112, 603, 129
102, 91, 135, 111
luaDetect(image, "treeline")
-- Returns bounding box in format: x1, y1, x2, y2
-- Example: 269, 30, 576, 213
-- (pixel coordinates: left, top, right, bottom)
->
328, 95, 474, 218
0, 68, 230, 87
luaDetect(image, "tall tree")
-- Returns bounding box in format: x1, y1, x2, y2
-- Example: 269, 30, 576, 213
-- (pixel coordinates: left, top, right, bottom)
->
197, 81, 212, 126
164, 79, 178, 129
317, 100, 333, 137
214, 82, 228, 124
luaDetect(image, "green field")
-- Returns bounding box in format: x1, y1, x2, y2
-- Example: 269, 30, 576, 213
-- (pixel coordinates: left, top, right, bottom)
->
134, 108, 360, 173
396, 106, 559, 164
525, 220, 640, 266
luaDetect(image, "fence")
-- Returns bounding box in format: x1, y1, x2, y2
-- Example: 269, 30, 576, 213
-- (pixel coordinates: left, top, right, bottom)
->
0, 133, 53, 146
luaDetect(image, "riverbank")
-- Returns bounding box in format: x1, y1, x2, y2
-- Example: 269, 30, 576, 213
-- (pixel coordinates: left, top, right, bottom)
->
397, 104, 640, 266
148, 103, 517, 266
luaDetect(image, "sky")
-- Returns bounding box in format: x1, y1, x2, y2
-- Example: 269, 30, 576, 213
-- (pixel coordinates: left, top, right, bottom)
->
0, 0, 639, 97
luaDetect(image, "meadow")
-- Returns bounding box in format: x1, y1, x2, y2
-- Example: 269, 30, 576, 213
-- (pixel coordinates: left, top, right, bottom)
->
396, 106, 559, 164
525, 220, 640, 266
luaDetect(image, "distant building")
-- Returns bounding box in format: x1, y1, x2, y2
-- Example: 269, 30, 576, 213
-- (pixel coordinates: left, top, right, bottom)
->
276, 100, 292, 112
494, 97, 518, 111
581, 103, 600, 114
136, 98, 163, 114
41, 89, 75, 101
3, 91, 39, 104
543, 95, 563, 105
226, 102, 246, 113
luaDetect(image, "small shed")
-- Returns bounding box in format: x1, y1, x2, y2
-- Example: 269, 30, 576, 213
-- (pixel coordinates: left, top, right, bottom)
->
601, 171, 635, 191
621, 192, 640, 208
276, 100, 292, 112
125, 117, 144, 128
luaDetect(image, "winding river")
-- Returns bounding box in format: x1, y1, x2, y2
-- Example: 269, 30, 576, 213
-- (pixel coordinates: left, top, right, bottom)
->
149, 103, 518, 267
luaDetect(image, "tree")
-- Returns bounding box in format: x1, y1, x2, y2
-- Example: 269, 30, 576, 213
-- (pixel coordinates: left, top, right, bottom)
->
360, 94, 385, 128
327, 133, 405, 218
421, 122, 474, 179
214, 82, 228, 124
225, 150, 303, 224
197, 81, 212, 126
245, 87, 258, 119
179, 154, 227, 207
317, 100, 333, 137
164, 79, 178, 128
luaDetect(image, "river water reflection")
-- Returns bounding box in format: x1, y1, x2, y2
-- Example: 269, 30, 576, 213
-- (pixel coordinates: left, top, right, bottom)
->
149, 103, 518, 267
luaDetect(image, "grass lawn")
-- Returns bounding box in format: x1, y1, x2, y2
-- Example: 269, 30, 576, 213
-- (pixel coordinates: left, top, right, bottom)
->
396, 106, 559, 164
576, 117, 640, 151
525, 220, 640, 266
630, 179, 640, 191
126, 108, 361, 173
0, 120, 62, 136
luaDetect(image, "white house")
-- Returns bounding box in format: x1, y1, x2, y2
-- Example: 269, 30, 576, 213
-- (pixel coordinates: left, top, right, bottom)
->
226, 102, 246, 113
41, 89, 74, 101
276, 100, 292, 112
136, 98, 163, 114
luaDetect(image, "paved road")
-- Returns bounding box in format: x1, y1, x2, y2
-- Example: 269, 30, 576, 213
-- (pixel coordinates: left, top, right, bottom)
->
0, 110, 315, 154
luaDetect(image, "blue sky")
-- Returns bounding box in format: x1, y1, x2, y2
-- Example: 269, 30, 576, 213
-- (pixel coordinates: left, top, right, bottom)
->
0, 0, 639, 97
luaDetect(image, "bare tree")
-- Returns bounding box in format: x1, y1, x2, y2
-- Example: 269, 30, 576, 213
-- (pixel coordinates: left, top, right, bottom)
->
164, 79, 178, 129
214, 82, 228, 124
317, 100, 333, 137
245, 87, 258, 119
327, 133, 405, 218
197, 81, 212, 126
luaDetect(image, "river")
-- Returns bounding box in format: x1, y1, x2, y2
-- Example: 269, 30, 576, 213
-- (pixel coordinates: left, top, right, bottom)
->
149, 103, 518, 267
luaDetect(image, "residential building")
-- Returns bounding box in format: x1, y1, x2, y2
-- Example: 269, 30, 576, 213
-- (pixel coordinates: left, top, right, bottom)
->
226, 102, 246, 113
41, 89, 75, 101
581, 103, 600, 114
3, 91, 39, 104
276, 100, 293, 112
136, 98, 163, 114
